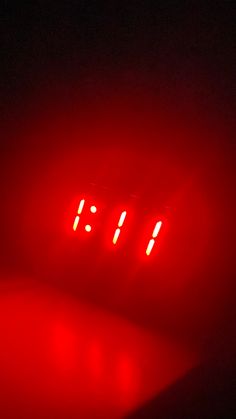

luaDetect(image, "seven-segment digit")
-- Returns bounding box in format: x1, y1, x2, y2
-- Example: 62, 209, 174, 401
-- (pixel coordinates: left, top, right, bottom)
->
112, 211, 127, 245
73, 199, 86, 231
73, 199, 96, 233
73, 199, 164, 257
146, 221, 162, 256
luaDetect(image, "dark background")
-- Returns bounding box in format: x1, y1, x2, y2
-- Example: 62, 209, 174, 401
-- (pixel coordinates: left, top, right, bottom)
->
2, 1, 235, 125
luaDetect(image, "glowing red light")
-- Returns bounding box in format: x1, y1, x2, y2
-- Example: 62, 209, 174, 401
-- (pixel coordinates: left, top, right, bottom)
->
72, 199, 85, 231
73, 215, 80, 231
78, 199, 85, 215
152, 221, 162, 238
90, 205, 97, 214
118, 211, 127, 227
113, 228, 121, 245
112, 211, 127, 245
145, 220, 162, 255
146, 239, 155, 256
71, 196, 164, 259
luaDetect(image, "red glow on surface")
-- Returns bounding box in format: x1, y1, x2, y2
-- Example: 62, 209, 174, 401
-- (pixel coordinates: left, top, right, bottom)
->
73, 215, 80, 231
87, 340, 103, 381
90, 205, 97, 214
85, 224, 92, 232
146, 239, 155, 256
0, 279, 196, 417
51, 321, 77, 373
113, 228, 121, 244
117, 354, 138, 406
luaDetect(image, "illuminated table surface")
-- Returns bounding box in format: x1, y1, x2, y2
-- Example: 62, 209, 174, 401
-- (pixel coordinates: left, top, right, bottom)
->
0, 275, 197, 418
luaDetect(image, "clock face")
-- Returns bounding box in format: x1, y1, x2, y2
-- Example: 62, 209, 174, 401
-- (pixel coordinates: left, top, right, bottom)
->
5, 142, 209, 304
67, 190, 167, 260
1, 140, 216, 343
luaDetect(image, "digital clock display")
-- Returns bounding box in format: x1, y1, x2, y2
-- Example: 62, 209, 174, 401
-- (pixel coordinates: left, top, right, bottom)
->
70, 195, 164, 258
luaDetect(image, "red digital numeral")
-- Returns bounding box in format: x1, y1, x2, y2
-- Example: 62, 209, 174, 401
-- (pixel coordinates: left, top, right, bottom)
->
73, 199, 86, 231
72, 199, 97, 233
112, 211, 127, 245
72, 198, 163, 258
146, 221, 162, 256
